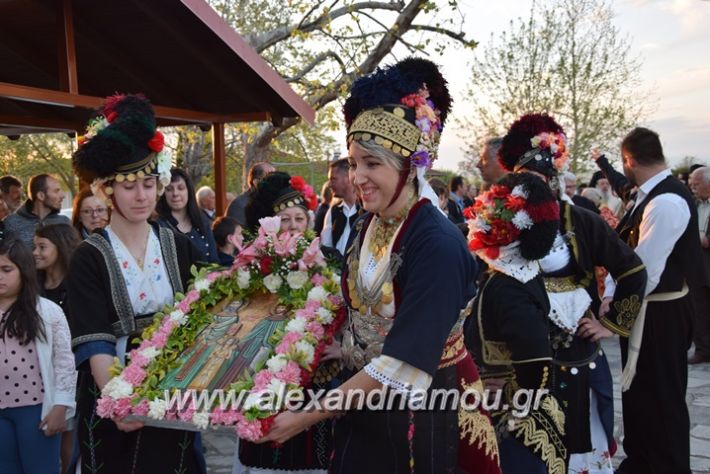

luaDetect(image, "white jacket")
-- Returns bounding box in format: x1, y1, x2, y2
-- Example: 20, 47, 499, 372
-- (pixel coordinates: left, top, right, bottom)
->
35, 297, 77, 420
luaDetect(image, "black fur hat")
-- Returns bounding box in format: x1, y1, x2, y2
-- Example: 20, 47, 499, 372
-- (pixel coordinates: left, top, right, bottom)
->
244, 172, 316, 231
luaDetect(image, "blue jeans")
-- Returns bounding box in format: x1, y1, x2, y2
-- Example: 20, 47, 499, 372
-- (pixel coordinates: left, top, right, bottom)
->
0, 403, 60, 474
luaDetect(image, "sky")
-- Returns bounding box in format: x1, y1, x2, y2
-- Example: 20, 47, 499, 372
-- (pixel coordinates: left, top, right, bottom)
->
421, 0, 710, 172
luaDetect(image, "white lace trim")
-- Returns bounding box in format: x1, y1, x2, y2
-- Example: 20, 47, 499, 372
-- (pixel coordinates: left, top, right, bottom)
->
548, 288, 592, 333
476, 241, 540, 283
364, 355, 432, 395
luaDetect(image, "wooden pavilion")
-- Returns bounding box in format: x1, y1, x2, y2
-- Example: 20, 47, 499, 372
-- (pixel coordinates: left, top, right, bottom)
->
0, 0, 315, 213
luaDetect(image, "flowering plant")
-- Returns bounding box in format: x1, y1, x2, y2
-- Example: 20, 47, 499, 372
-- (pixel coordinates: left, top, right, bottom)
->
96, 216, 345, 440
400, 85, 444, 167
465, 184, 534, 259
530, 131, 569, 171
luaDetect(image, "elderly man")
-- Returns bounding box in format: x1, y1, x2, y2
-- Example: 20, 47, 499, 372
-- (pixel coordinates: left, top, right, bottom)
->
563, 171, 599, 213
196, 185, 216, 221
0, 175, 23, 213
688, 166, 710, 364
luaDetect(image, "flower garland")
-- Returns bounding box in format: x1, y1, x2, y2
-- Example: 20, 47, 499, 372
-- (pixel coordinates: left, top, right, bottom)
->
96, 216, 345, 440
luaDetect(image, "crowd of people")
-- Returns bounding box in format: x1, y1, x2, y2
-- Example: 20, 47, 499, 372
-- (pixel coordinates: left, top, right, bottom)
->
0, 56, 704, 474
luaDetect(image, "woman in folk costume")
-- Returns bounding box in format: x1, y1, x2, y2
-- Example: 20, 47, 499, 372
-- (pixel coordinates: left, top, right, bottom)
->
468, 172, 567, 473
497, 114, 647, 473
256, 58, 501, 473
66, 94, 206, 473
232, 171, 334, 474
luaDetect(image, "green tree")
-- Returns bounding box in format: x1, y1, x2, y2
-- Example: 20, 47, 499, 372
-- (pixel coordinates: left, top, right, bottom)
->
0, 133, 76, 193
458, 0, 651, 174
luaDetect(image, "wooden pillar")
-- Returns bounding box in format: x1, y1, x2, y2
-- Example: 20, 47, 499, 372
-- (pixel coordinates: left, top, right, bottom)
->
212, 122, 226, 215
57, 0, 78, 94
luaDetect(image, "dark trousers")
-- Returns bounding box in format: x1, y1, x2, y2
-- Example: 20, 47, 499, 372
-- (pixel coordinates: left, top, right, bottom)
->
692, 285, 710, 356
618, 297, 693, 474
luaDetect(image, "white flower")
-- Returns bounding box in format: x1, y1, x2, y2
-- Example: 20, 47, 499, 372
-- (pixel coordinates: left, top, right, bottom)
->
295, 340, 315, 364
307, 286, 328, 303
237, 268, 251, 289
148, 398, 168, 420
512, 210, 534, 230
157, 151, 173, 187
263, 274, 283, 293
511, 185, 529, 199
316, 307, 333, 325
472, 217, 491, 233
259, 216, 281, 234
102, 377, 133, 399
266, 354, 288, 373
192, 411, 210, 430
285, 317, 308, 334
140, 346, 161, 360
194, 279, 210, 292
169, 309, 187, 325
243, 391, 266, 411
286, 271, 309, 290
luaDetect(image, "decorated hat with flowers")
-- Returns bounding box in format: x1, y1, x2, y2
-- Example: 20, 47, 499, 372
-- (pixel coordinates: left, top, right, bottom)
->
245, 171, 317, 230
72, 94, 171, 193
466, 172, 559, 269
498, 113, 569, 178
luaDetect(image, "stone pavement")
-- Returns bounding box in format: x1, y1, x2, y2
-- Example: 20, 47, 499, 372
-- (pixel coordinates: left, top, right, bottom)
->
203, 338, 710, 473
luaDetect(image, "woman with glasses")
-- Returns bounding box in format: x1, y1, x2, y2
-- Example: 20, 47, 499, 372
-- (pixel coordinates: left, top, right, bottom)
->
71, 188, 109, 238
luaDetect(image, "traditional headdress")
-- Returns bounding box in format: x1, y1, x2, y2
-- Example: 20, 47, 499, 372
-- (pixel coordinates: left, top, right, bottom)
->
245, 171, 317, 230
72, 94, 171, 200
498, 113, 569, 178
343, 57, 451, 205
466, 172, 559, 282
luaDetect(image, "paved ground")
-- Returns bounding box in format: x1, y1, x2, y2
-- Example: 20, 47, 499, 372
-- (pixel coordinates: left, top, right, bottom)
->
203, 338, 710, 473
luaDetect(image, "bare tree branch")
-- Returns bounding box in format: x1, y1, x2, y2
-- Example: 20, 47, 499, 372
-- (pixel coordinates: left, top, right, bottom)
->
285, 51, 347, 82
250, 1, 406, 52
410, 24, 477, 47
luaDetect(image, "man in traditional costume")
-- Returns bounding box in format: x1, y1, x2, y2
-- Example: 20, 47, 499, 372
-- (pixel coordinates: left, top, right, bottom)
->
497, 114, 647, 473
583, 127, 703, 474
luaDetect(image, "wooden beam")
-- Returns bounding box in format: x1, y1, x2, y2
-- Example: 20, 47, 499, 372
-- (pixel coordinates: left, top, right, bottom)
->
212, 122, 227, 215
57, 0, 78, 94
0, 82, 272, 124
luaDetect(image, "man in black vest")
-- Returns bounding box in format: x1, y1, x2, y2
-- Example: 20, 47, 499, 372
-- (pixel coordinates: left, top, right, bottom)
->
321, 158, 361, 257
585, 127, 702, 474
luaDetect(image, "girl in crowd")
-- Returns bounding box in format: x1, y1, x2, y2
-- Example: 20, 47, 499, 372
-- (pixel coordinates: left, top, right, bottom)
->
0, 237, 76, 474
234, 171, 334, 474
157, 168, 219, 263
468, 173, 567, 473
67, 94, 205, 473
71, 188, 109, 238
256, 58, 500, 473
33, 223, 81, 472
211, 216, 243, 267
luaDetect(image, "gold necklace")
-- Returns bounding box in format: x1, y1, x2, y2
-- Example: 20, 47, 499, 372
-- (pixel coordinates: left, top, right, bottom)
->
368, 193, 418, 259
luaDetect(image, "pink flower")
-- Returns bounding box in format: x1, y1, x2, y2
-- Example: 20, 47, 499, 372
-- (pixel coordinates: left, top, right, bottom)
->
259, 216, 282, 235
310, 274, 326, 286
276, 361, 302, 385
128, 350, 149, 367
235, 414, 263, 441
96, 397, 116, 418
152, 331, 168, 348
211, 407, 240, 425
306, 322, 325, 339
114, 397, 133, 418
206, 271, 221, 282
178, 407, 195, 422
122, 364, 147, 386
175, 299, 191, 313
294, 307, 315, 320
305, 299, 321, 312
234, 242, 261, 267
275, 331, 301, 355
328, 295, 343, 306
298, 238, 325, 271
183, 290, 201, 306
253, 370, 274, 391
274, 231, 299, 257
133, 399, 150, 417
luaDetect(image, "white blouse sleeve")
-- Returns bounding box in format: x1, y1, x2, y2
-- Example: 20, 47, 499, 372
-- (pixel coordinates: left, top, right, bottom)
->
364, 355, 433, 395
49, 306, 78, 408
